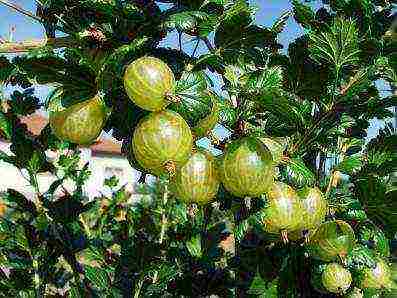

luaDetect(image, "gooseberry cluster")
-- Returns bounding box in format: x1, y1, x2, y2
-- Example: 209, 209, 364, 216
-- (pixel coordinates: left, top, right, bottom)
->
47, 57, 394, 296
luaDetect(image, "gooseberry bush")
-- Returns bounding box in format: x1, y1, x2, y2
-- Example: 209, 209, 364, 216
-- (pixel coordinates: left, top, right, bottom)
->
0, 0, 396, 297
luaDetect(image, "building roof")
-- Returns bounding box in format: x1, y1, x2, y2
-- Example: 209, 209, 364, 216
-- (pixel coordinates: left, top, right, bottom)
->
18, 113, 123, 155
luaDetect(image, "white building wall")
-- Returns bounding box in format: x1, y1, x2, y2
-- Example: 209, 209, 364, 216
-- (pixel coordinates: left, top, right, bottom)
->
0, 141, 141, 199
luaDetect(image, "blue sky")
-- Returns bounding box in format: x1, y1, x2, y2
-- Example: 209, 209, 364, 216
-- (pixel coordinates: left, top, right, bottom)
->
0, 0, 392, 140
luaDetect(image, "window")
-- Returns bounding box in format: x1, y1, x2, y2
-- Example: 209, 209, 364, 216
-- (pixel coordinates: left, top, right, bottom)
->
104, 166, 124, 179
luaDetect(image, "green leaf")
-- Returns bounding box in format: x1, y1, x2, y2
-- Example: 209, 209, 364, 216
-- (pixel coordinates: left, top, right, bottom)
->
165, 11, 216, 37
339, 209, 367, 222
375, 56, 397, 84
9, 89, 40, 116
170, 70, 213, 127
271, 11, 290, 34
104, 176, 119, 189
186, 234, 202, 258
255, 91, 304, 132
246, 66, 284, 94
12, 47, 66, 85
0, 150, 16, 165
193, 53, 225, 73
309, 18, 360, 70
0, 56, 14, 82
336, 154, 363, 175
354, 175, 397, 238
0, 112, 11, 140
215, 0, 276, 51
234, 218, 250, 242
218, 99, 237, 127
3, 189, 37, 216
201, 0, 228, 8
248, 271, 278, 297
283, 157, 316, 188
292, 0, 316, 29
85, 266, 111, 291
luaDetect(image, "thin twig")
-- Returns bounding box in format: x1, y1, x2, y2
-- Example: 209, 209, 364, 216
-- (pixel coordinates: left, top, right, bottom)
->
0, 0, 41, 22
159, 183, 168, 244
0, 0, 68, 34
178, 31, 183, 52
191, 39, 200, 58
202, 37, 214, 52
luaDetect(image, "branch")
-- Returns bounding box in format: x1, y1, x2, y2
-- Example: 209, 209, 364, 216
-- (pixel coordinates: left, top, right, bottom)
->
0, 0, 68, 35
0, 0, 41, 22
0, 36, 75, 53
202, 37, 214, 52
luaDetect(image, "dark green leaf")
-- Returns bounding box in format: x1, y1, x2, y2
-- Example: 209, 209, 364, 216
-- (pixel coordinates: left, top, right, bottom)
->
339, 209, 368, 222
336, 154, 363, 175
309, 18, 360, 70
283, 157, 316, 188
12, 47, 66, 85
0, 112, 11, 140
193, 53, 225, 73
0, 56, 14, 82
3, 189, 37, 216
170, 70, 213, 127
271, 11, 290, 34
104, 176, 119, 189
292, 0, 316, 29
214, 0, 277, 51
354, 175, 397, 238
85, 266, 111, 291
234, 218, 250, 242
246, 66, 284, 94
9, 89, 40, 116
248, 271, 278, 297
255, 91, 304, 132
165, 11, 216, 37
186, 234, 202, 258
218, 99, 237, 127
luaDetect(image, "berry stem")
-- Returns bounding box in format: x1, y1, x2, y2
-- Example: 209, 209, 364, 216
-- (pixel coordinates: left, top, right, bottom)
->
159, 183, 168, 245
281, 230, 289, 244
165, 92, 181, 103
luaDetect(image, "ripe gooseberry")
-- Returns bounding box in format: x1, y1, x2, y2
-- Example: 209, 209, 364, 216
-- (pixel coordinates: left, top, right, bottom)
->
220, 137, 274, 198
124, 56, 175, 111
49, 91, 107, 145
132, 110, 193, 176
172, 149, 219, 205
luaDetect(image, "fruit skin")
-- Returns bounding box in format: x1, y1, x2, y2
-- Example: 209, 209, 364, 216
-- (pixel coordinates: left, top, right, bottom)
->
259, 137, 285, 164
357, 259, 393, 290
308, 220, 355, 262
345, 287, 364, 298
124, 56, 175, 111
290, 187, 327, 241
321, 263, 352, 294
49, 91, 107, 145
220, 137, 274, 197
262, 182, 305, 237
132, 110, 193, 176
172, 150, 219, 205
298, 187, 327, 230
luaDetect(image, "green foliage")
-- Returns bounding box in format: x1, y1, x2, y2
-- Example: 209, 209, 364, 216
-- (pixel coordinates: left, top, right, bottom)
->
309, 17, 360, 72
0, 0, 395, 296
